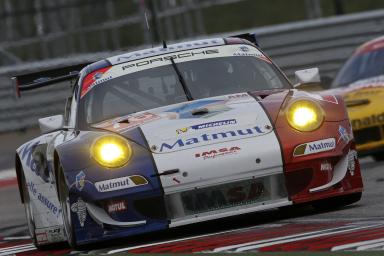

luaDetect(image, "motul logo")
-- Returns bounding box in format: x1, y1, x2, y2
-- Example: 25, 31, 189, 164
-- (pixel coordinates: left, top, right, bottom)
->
195, 146, 241, 160
107, 200, 127, 214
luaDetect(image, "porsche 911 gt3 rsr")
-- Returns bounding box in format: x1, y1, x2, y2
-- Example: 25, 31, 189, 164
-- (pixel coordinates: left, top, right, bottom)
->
331, 35, 384, 160
13, 35, 363, 249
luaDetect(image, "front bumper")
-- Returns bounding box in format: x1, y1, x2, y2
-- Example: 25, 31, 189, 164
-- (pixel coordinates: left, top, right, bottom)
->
70, 151, 362, 246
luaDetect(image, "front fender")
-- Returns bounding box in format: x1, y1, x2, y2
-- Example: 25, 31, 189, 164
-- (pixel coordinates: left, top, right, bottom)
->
55, 130, 163, 203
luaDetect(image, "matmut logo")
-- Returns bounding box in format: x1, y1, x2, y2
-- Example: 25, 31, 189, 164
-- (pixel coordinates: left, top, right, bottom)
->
195, 146, 241, 160
160, 126, 266, 152
293, 138, 336, 157
95, 175, 148, 193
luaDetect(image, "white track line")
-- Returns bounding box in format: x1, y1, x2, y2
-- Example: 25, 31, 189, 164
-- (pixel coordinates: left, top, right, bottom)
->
235, 224, 382, 252
357, 241, 384, 251
107, 224, 265, 254
0, 169, 16, 180
3, 236, 31, 241
0, 244, 36, 256
212, 225, 353, 252
109, 224, 356, 254
332, 238, 384, 251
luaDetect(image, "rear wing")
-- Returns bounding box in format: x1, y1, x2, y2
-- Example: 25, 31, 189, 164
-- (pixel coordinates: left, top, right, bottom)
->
230, 33, 259, 47
12, 62, 90, 98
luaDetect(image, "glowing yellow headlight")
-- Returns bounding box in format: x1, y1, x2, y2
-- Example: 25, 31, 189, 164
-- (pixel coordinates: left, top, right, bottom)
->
92, 135, 132, 168
286, 100, 324, 132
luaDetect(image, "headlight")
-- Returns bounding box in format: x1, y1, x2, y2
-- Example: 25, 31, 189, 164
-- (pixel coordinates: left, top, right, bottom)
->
286, 100, 324, 132
91, 135, 132, 168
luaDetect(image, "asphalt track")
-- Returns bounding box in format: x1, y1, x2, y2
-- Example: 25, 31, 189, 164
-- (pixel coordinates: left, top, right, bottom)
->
1, 128, 384, 256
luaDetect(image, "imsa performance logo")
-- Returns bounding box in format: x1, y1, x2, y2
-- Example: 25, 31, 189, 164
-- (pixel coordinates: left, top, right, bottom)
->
293, 138, 336, 157
195, 146, 241, 160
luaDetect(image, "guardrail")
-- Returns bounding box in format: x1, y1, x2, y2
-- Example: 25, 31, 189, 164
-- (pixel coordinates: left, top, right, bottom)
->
1, 9, 384, 133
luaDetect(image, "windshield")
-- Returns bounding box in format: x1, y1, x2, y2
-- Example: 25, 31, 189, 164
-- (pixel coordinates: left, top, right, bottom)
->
332, 48, 384, 87
78, 45, 290, 126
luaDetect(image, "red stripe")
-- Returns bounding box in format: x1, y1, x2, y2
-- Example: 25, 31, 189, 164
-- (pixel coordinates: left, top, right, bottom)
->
0, 178, 17, 189
0, 240, 30, 249
259, 226, 384, 252
129, 222, 348, 253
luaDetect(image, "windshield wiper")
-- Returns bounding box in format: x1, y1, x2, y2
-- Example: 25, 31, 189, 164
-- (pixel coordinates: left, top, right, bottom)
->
170, 57, 193, 101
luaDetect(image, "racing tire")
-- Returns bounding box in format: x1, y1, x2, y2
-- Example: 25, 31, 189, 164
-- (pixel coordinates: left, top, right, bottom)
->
312, 192, 362, 211
20, 170, 51, 250
58, 166, 78, 249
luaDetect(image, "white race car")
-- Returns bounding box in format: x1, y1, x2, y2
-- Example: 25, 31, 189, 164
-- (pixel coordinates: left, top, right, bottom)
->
13, 34, 363, 249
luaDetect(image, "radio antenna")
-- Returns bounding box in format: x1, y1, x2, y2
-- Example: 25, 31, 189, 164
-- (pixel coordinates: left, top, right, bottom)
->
143, 11, 155, 48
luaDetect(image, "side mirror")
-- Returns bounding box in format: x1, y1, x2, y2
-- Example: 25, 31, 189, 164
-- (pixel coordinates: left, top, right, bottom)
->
38, 115, 64, 134
294, 68, 321, 85
293, 68, 323, 91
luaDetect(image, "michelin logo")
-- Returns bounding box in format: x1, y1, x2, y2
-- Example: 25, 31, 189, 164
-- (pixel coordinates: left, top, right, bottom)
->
176, 119, 237, 134
293, 138, 336, 157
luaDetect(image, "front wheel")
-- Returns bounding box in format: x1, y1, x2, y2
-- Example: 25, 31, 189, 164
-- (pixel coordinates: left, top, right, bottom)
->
20, 171, 39, 247
20, 170, 56, 249
312, 192, 362, 211
58, 166, 77, 248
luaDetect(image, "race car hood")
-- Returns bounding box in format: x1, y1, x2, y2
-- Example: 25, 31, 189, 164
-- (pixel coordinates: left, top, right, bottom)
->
332, 75, 384, 129
340, 75, 384, 100
92, 92, 289, 153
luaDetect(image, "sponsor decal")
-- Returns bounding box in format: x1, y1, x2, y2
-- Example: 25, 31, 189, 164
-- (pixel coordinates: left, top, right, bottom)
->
28, 181, 61, 217
81, 66, 112, 98
351, 113, 384, 129
195, 146, 241, 160
93, 112, 160, 132
348, 150, 358, 176
19, 141, 50, 182
36, 231, 48, 243
107, 200, 127, 214
35, 227, 64, 244
233, 46, 270, 63
121, 49, 220, 71
226, 182, 264, 204
95, 175, 148, 193
228, 93, 250, 99
37, 193, 59, 216
182, 181, 264, 213
75, 171, 86, 191
338, 125, 353, 144
160, 126, 266, 152
71, 197, 87, 227
176, 119, 237, 134
293, 138, 336, 157
93, 72, 103, 80
27, 181, 37, 196
112, 38, 224, 64
239, 46, 250, 52
320, 161, 333, 171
